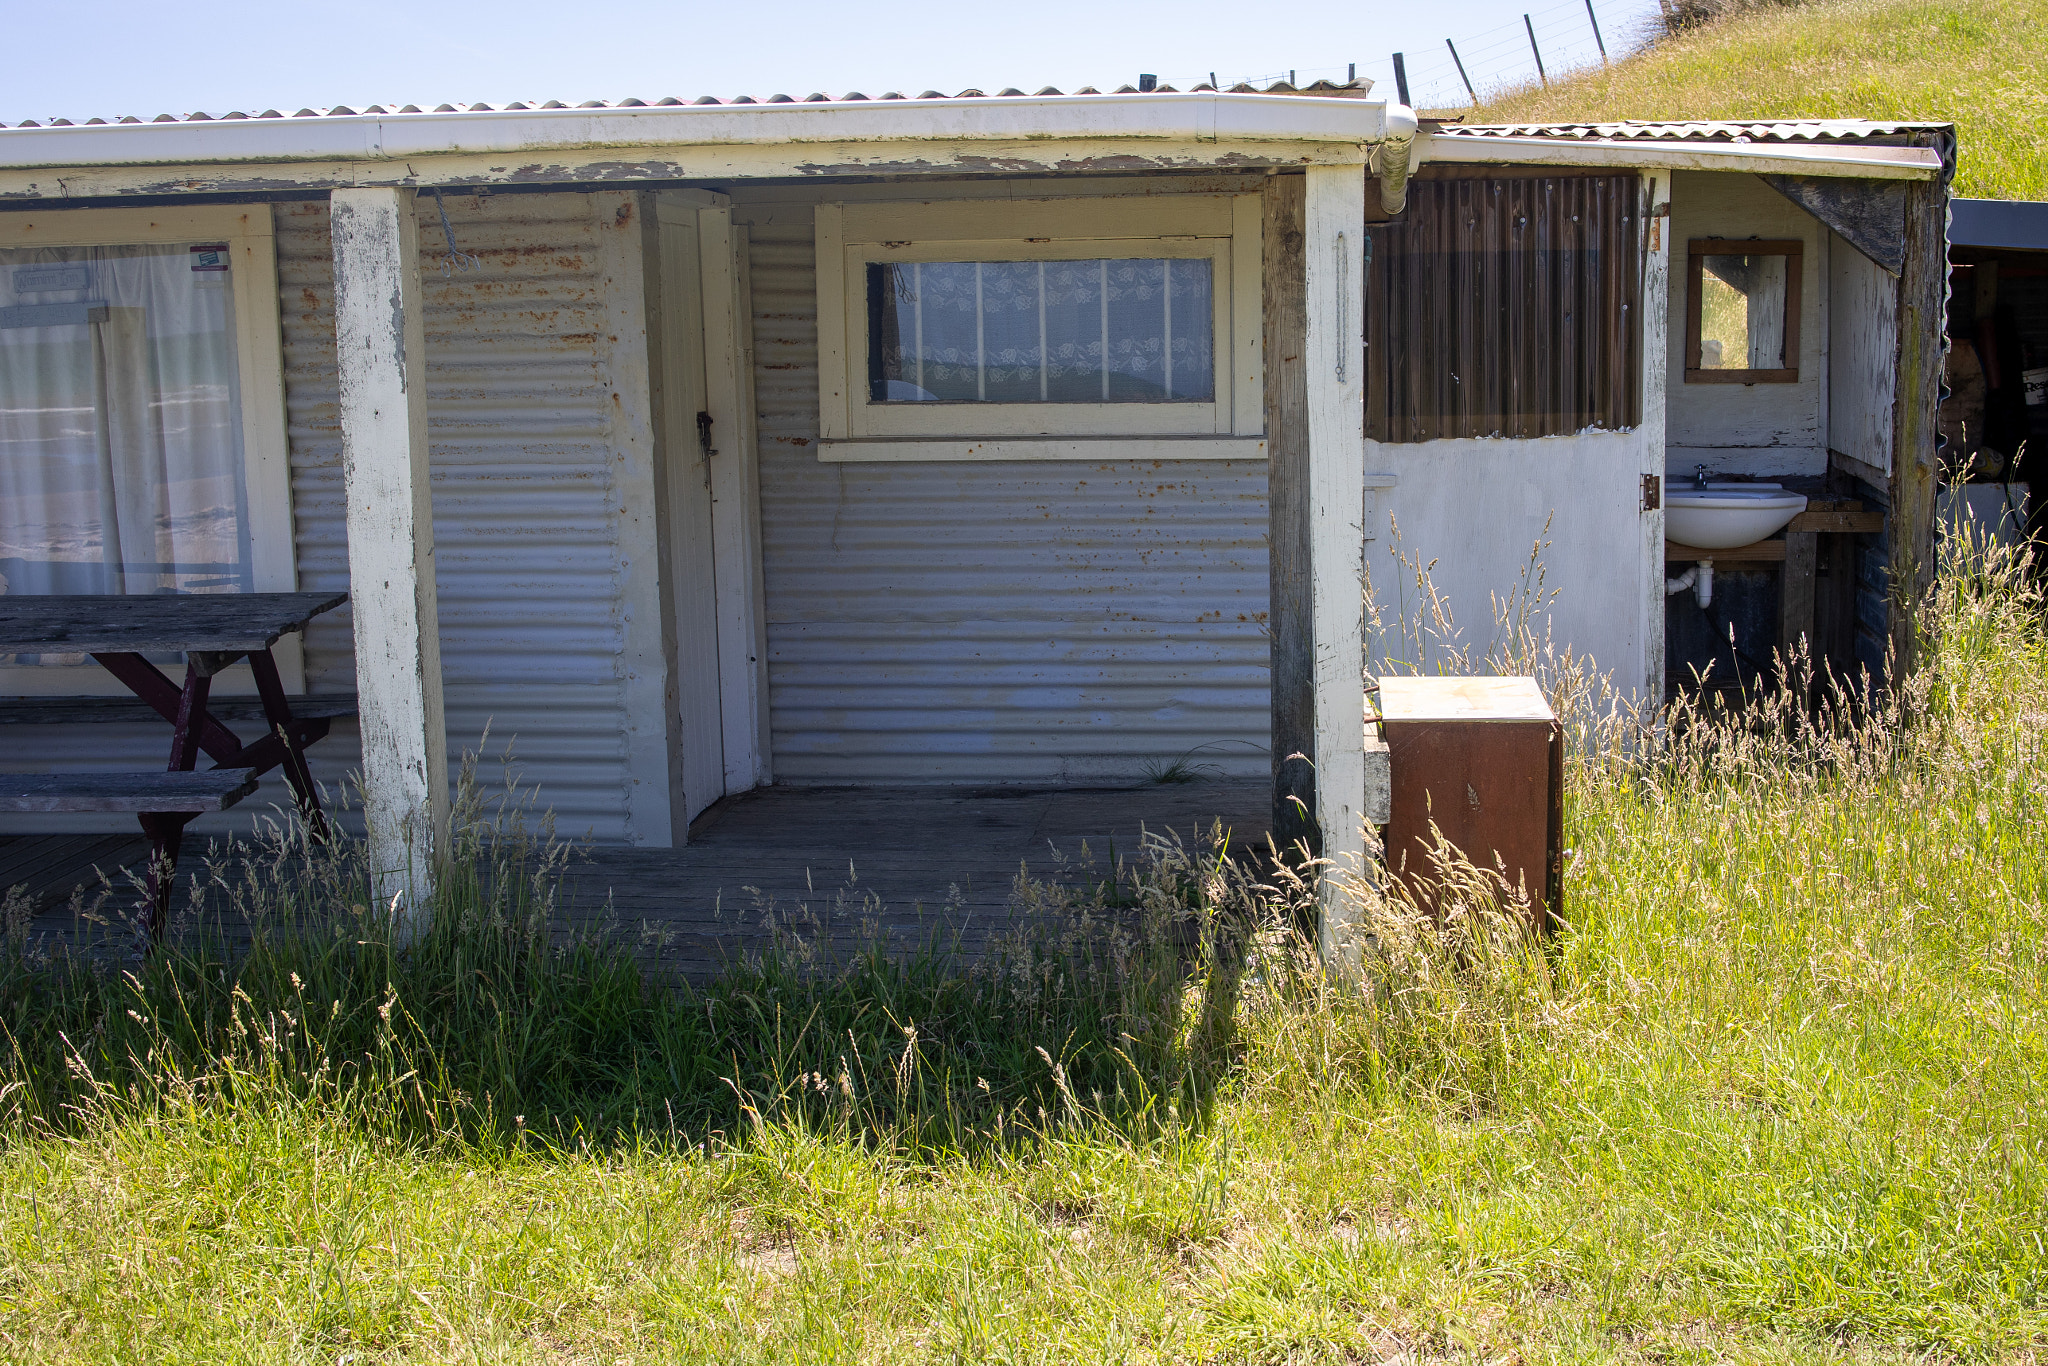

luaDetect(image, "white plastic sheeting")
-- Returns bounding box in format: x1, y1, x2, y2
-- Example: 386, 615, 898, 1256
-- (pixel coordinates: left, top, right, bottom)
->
745, 206, 1272, 785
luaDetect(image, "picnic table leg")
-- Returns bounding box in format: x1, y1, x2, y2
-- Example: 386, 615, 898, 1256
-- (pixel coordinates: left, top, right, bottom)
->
133, 664, 212, 944
137, 812, 189, 943
248, 650, 331, 842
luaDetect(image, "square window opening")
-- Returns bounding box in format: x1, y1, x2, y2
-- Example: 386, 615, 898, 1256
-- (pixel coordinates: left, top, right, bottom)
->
1684, 238, 1802, 385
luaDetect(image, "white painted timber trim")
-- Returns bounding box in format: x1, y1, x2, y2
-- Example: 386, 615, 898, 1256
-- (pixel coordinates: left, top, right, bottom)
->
1640, 173, 1673, 706
1303, 163, 1369, 972
595, 189, 681, 846
0, 94, 1398, 170
330, 186, 449, 916
1424, 133, 1941, 181
653, 193, 728, 823
699, 204, 771, 792
814, 202, 849, 442
0, 140, 1375, 203
1230, 193, 1266, 435
817, 437, 1268, 462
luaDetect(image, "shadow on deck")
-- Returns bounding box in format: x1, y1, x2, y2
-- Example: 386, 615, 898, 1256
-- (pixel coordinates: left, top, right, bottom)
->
4, 781, 1272, 977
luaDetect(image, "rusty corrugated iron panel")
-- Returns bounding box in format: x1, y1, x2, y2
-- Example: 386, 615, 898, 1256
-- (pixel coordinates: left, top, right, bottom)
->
1438, 119, 1947, 144
278, 192, 645, 840
1365, 173, 1642, 443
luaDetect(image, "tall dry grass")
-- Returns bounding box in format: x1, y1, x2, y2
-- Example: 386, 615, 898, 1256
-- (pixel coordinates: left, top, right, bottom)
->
0, 524, 2042, 1358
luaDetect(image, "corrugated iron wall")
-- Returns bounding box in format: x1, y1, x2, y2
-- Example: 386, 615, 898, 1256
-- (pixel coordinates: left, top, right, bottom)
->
1366, 174, 1643, 442
744, 205, 1272, 784
277, 191, 647, 840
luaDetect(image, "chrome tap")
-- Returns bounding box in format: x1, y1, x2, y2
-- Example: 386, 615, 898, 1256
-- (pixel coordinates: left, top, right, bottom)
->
1694, 464, 1710, 491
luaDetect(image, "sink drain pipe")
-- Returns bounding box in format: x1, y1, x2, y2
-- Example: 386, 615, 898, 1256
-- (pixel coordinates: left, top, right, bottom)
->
1666, 560, 1714, 609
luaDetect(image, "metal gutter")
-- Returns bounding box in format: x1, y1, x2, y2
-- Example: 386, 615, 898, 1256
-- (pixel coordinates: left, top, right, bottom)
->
0, 93, 1396, 170
1423, 132, 1941, 181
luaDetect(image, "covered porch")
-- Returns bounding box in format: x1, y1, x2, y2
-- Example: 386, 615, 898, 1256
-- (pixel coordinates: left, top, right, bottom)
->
3, 779, 1270, 977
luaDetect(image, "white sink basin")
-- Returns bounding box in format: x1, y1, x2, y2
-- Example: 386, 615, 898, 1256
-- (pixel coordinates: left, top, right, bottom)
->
1666, 482, 1809, 550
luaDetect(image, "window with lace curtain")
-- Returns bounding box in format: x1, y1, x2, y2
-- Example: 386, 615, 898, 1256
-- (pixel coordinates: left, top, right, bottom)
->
815, 193, 1266, 461
0, 206, 293, 690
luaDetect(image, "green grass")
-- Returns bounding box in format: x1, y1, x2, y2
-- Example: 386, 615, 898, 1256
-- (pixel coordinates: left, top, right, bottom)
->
1, 536, 2045, 1363
1462, 0, 2048, 201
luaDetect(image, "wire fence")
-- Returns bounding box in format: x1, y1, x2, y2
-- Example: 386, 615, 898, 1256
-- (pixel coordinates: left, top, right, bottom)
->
1170, 0, 1667, 112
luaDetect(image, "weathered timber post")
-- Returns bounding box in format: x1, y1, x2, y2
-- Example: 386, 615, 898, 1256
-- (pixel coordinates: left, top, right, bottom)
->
331, 187, 450, 922
1266, 175, 1314, 855
1303, 163, 1370, 968
1888, 131, 1955, 671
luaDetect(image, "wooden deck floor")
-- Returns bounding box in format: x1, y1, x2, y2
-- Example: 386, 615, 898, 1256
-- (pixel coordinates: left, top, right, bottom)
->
4, 781, 1271, 976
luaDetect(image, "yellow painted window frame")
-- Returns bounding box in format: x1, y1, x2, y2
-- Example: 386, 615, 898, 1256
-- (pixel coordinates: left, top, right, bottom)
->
0, 204, 298, 695
815, 193, 1266, 462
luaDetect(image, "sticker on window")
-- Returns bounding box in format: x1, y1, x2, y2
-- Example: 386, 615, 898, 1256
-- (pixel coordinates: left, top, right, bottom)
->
190, 244, 229, 273
13, 265, 89, 292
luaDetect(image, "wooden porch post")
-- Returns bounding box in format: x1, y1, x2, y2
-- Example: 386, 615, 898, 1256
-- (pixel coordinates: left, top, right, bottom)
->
1887, 134, 1953, 669
330, 187, 450, 920
1303, 164, 1370, 967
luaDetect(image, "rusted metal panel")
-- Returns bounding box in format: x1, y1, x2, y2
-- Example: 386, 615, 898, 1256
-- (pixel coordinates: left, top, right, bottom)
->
1377, 677, 1562, 931
745, 204, 1272, 785
1440, 120, 1948, 145
278, 192, 643, 840
1364, 173, 1642, 443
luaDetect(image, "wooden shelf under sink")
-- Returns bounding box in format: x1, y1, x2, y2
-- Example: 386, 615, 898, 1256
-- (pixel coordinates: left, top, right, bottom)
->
1665, 538, 1786, 562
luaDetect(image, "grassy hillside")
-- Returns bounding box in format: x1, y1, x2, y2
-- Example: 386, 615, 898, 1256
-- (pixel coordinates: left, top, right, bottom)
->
1465, 0, 2048, 200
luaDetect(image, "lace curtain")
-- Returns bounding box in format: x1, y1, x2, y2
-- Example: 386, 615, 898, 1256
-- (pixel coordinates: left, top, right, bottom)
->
0, 243, 250, 602
869, 258, 1215, 403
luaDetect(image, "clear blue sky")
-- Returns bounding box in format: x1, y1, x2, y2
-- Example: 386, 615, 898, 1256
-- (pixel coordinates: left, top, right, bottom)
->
2, 0, 1660, 127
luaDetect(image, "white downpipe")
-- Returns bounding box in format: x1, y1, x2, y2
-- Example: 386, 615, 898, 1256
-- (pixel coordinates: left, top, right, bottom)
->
1665, 560, 1715, 610
1377, 104, 1420, 215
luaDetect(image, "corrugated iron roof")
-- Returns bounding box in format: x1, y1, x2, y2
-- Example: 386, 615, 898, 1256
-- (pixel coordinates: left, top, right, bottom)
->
1437, 119, 1949, 143
3, 79, 1375, 130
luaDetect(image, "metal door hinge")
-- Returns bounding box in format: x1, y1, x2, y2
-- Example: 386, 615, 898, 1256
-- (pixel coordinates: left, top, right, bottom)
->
1642, 473, 1662, 512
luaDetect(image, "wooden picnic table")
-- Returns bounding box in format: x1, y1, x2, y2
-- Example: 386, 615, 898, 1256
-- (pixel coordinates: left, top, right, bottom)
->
0, 591, 350, 939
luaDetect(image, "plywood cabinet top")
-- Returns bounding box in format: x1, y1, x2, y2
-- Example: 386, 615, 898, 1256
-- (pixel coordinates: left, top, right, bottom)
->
1374, 675, 1555, 724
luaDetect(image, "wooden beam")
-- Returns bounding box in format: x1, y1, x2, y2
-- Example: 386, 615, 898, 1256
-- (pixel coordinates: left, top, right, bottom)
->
1789, 499, 1884, 534
1264, 174, 1313, 854
596, 189, 682, 847
1781, 530, 1818, 657
330, 186, 449, 920
1641, 172, 1674, 705
1303, 163, 1368, 970
1888, 136, 1953, 671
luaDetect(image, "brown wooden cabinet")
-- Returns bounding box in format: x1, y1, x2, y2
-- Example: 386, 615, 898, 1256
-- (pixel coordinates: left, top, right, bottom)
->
1375, 677, 1564, 932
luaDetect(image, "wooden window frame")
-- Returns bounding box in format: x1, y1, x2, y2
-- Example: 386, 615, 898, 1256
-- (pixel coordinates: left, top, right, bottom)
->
815, 194, 1265, 462
1684, 237, 1803, 385
0, 204, 297, 695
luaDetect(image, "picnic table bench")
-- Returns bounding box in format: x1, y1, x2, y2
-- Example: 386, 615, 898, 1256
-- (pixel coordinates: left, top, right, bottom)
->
0, 592, 352, 938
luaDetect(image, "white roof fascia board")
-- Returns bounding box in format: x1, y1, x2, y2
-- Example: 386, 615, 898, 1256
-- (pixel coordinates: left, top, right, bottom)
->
1423, 133, 1940, 180
0, 93, 1392, 170
0, 137, 1374, 201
